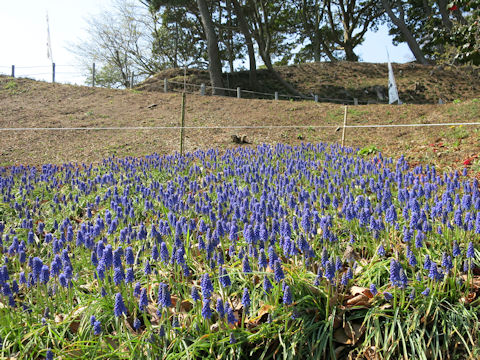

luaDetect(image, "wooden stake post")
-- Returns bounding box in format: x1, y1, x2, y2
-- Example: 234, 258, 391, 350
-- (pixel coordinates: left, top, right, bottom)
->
341, 105, 348, 147
180, 92, 186, 156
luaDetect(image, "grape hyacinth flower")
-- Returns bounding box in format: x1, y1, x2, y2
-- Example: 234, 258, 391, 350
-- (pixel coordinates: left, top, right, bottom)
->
377, 244, 386, 257
263, 275, 273, 294
40, 265, 50, 284
242, 288, 251, 313
421, 287, 430, 296
453, 241, 461, 257
283, 285, 292, 305
216, 298, 225, 318
274, 260, 285, 282
184, 284, 197, 303
201, 273, 213, 299
325, 261, 335, 283
46, 349, 53, 360
144, 261, 151, 276
158, 283, 172, 308
133, 282, 141, 298
139, 288, 148, 311
160, 242, 169, 263
114, 293, 127, 317
201, 299, 212, 320
226, 303, 237, 325
466, 242, 475, 259
125, 268, 134, 283
242, 256, 252, 273
125, 247, 134, 266
93, 320, 102, 335
219, 267, 231, 288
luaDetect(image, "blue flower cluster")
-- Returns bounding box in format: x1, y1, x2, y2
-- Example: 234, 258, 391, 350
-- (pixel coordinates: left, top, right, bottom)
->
0, 143, 478, 347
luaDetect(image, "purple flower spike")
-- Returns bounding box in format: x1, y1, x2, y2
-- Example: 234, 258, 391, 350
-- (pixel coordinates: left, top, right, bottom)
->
201, 273, 213, 299
274, 260, 285, 282
226, 303, 237, 324
467, 242, 475, 258
241, 288, 251, 310
93, 320, 102, 335
242, 256, 252, 273
114, 293, 127, 317
283, 285, 292, 305
139, 288, 148, 311
201, 299, 212, 319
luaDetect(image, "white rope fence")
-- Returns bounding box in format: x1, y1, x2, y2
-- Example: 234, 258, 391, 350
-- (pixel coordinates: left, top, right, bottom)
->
0, 122, 479, 131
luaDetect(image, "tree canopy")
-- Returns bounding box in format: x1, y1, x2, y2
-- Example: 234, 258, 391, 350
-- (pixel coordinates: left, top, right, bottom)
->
69, 0, 480, 89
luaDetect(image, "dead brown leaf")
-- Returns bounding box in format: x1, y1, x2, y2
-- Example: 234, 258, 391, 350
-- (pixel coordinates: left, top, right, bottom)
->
333, 321, 364, 346
345, 293, 371, 308
461, 275, 480, 289
171, 296, 193, 312
350, 286, 374, 299
250, 303, 274, 326
363, 346, 380, 360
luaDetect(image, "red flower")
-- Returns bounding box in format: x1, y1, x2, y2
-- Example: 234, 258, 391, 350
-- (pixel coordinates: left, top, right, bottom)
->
463, 157, 474, 166
449, 4, 458, 11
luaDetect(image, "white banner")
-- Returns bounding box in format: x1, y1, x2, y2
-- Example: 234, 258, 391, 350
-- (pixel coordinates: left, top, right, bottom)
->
46, 13, 53, 62
387, 51, 400, 104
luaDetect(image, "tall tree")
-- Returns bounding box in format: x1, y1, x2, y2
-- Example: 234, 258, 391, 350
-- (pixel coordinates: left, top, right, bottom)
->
152, 6, 207, 68
248, 0, 306, 97
196, 0, 225, 94
231, 0, 258, 87
382, 0, 479, 65
380, 0, 430, 64
324, 0, 383, 61
142, 0, 208, 68
69, 0, 163, 88
292, 0, 341, 62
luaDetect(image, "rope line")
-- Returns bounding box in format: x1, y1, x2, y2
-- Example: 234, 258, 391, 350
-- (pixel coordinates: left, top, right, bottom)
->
0, 122, 479, 131
345, 122, 480, 128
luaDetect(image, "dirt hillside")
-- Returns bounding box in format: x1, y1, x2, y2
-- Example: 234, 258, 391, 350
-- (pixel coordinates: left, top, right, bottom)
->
0, 72, 479, 174
138, 62, 480, 104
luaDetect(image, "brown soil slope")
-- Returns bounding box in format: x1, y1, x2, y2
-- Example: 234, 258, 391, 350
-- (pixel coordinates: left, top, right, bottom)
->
138, 62, 480, 104
0, 74, 479, 174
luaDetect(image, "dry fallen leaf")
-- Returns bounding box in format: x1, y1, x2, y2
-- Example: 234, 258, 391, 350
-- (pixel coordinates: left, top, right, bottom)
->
345, 293, 371, 307
105, 336, 119, 350
333, 321, 364, 345
334, 345, 346, 358
460, 292, 476, 304
171, 296, 193, 312
333, 327, 350, 344
363, 346, 380, 360
350, 286, 374, 298
461, 275, 480, 289
250, 303, 274, 326
345, 322, 364, 344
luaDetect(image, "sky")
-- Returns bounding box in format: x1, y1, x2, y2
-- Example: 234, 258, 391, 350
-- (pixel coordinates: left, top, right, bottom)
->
0, 0, 414, 85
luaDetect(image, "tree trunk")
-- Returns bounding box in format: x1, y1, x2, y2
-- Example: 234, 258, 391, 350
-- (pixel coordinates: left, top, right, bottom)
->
343, 41, 359, 62
226, 0, 235, 73
259, 49, 307, 99
436, 0, 453, 30
196, 0, 225, 95
380, 0, 430, 65
321, 38, 338, 62
231, 0, 257, 89
312, 33, 321, 62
